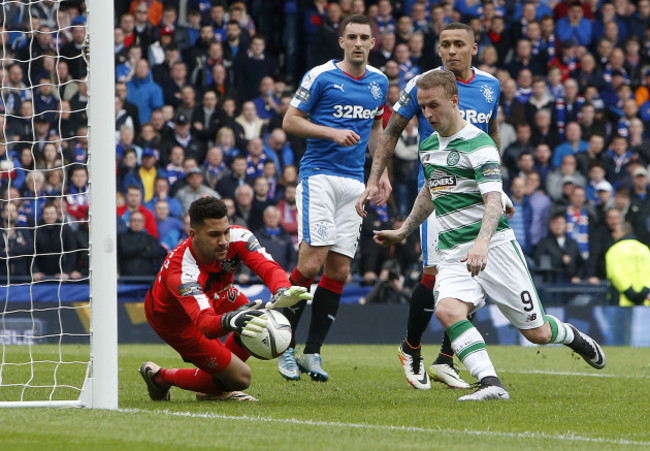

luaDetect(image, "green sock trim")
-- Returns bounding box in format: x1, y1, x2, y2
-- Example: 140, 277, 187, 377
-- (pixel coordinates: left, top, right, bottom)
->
447, 319, 474, 342
457, 342, 486, 361
545, 315, 559, 343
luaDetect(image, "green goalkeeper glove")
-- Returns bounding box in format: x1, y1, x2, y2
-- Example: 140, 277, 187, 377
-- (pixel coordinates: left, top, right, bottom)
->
221, 304, 268, 338
265, 286, 312, 309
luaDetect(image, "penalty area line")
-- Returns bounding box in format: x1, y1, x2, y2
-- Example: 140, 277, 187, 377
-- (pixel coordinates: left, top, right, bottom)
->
120, 408, 650, 447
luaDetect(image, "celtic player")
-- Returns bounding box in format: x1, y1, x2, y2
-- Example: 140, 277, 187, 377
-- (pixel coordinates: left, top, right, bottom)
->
374, 70, 606, 401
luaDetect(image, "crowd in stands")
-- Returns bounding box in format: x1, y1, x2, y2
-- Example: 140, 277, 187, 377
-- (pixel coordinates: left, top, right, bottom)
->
1, 0, 650, 303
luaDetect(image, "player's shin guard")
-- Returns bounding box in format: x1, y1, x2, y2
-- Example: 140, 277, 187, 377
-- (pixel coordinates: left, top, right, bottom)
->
447, 319, 497, 381
303, 275, 344, 355
405, 274, 436, 351
545, 314, 575, 344
282, 269, 315, 348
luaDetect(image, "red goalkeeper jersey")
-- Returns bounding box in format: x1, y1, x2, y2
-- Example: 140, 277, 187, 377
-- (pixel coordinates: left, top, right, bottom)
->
147, 225, 290, 339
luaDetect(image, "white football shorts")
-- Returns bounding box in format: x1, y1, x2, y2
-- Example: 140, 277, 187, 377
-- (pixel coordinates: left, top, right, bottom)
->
434, 240, 546, 330
296, 174, 365, 258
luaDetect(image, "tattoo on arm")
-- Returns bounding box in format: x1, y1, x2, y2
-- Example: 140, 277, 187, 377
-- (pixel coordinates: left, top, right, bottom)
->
488, 119, 501, 155
369, 114, 409, 183
476, 191, 502, 244
402, 185, 435, 237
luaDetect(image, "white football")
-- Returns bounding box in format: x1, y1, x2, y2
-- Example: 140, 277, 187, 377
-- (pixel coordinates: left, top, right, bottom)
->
239, 309, 292, 360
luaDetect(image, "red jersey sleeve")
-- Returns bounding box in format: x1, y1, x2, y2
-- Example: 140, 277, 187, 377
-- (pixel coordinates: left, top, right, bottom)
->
230, 226, 291, 293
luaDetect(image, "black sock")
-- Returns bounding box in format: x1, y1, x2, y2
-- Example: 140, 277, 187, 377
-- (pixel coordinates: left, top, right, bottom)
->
433, 332, 454, 366
303, 285, 341, 354
281, 300, 307, 348
405, 282, 435, 348
401, 339, 421, 357
480, 375, 504, 388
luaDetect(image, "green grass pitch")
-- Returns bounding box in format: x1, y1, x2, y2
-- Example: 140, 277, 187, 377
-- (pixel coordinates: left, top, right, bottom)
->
1, 344, 649, 450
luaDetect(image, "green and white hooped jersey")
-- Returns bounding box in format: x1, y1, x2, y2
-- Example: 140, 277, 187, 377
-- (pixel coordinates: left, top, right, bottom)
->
419, 123, 514, 259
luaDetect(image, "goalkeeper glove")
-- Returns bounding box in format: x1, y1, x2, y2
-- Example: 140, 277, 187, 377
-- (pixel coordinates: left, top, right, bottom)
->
265, 286, 312, 309
220, 305, 268, 338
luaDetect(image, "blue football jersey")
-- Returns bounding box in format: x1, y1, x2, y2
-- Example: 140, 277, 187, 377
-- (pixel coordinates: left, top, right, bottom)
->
290, 60, 388, 183
392, 66, 500, 188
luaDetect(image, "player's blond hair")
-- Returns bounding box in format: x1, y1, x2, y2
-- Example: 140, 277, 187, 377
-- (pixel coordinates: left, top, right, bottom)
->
415, 70, 458, 99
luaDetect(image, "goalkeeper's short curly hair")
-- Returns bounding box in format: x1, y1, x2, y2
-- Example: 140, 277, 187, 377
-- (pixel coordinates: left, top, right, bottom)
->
189, 196, 228, 229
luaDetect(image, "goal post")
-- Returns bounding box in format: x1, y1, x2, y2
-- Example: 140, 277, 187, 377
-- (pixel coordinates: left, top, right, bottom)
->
86, 0, 118, 410
0, 0, 117, 409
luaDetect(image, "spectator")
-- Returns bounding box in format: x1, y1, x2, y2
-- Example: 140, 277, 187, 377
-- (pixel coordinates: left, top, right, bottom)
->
603, 135, 635, 188
534, 212, 584, 283
525, 76, 555, 126
392, 116, 420, 217
586, 206, 623, 282
552, 122, 589, 168
216, 154, 253, 199
126, 58, 164, 124
509, 177, 533, 254
144, 176, 182, 219
33, 75, 59, 125
154, 199, 184, 251
313, 2, 343, 65
547, 154, 587, 202
117, 184, 158, 239
117, 210, 162, 277
585, 163, 610, 205
161, 61, 188, 107
151, 42, 179, 85
503, 123, 535, 179
369, 31, 396, 69
175, 85, 196, 121
122, 147, 166, 202
65, 165, 89, 225
533, 143, 553, 186
215, 126, 241, 163
201, 146, 228, 191
0, 202, 34, 277
235, 101, 264, 141
244, 137, 268, 178
233, 183, 262, 231
131, 2, 155, 54
358, 200, 392, 285
275, 181, 298, 248
136, 122, 161, 150
254, 205, 297, 271
530, 108, 560, 151
506, 39, 544, 78
576, 133, 606, 177
251, 76, 281, 122
159, 113, 206, 165
525, 171, 552, 248
116, 81, 141, 132
252, 176, 273, 213
33, 202, 79, 281
625, 166, 650, 245
556, 1, 593, 47
629, 119, 650, 162
565, 185, 598, 262
116, 124, 143, 162
223, 18, 249, 63
191, 89, 227, 144
174, 167, 220, 215
606, 222, 650, 306
265, 128, 294, 169
233, 34, 277, 102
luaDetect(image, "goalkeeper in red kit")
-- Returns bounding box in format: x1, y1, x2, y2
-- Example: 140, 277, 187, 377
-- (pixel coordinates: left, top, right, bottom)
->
140, 197, 311, 402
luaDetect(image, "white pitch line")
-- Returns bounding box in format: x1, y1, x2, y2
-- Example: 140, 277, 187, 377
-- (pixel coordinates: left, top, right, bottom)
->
498, 369, 650, 379
120, 408, 650, 447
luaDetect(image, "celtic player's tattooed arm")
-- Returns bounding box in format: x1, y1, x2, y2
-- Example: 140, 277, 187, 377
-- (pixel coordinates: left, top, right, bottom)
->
373, 184, 433, 247
462, 191, 502, 276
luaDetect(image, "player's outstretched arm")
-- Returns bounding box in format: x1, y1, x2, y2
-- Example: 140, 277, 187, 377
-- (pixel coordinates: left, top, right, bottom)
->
373, 184, 433, 246
462, 191, 502, 277
356, 113, 409, 216
283, 106, 360, 146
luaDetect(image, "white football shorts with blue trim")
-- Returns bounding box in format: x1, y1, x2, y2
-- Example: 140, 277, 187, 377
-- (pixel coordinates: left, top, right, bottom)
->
296, 174, 365, 258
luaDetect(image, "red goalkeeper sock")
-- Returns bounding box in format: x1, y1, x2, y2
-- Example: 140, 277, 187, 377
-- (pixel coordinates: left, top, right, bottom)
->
156, 368, 221, 394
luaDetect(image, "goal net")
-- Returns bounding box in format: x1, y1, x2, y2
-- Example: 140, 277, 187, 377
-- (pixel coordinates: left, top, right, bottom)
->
0, 0, 117, 409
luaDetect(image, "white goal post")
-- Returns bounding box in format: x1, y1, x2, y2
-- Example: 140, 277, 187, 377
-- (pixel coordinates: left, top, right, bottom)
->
0, 0, 117, 409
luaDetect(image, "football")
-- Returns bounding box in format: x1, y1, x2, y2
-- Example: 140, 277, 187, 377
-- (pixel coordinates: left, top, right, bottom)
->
239, 309, 292, 360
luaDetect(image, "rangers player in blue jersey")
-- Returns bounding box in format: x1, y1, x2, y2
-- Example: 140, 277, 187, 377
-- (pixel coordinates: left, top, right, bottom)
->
278, 14, 390, 382
357, 23, 504, 390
